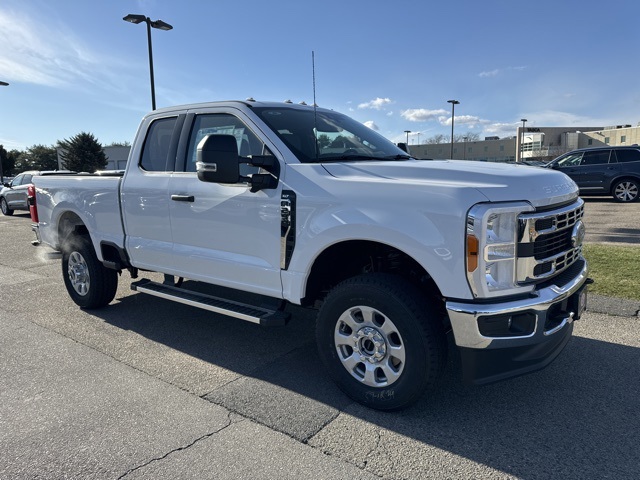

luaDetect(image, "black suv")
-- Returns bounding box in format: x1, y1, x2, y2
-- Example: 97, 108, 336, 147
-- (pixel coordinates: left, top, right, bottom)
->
546, 146, 640, 202
0, 170, 76, 215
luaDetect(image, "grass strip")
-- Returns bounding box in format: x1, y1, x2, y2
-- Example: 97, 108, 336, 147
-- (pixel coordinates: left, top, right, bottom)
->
583, 244, 640, 301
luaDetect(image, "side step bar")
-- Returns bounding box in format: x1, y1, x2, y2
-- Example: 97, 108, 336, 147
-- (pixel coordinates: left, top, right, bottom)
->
131, 279, 290, 326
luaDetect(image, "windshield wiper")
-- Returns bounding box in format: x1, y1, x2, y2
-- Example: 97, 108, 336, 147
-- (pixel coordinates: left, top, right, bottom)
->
383, 154, 413, 160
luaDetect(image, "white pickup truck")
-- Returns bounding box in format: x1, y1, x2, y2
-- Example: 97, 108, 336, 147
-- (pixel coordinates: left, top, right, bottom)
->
31, 100, 590, 410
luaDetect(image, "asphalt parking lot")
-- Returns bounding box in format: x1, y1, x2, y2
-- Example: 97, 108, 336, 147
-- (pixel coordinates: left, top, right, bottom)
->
1, 198, 638, 479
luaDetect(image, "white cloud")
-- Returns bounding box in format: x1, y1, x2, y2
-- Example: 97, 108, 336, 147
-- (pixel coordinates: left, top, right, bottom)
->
358, 97, 393, 110
401, 108, 448, 122
438, 115, 488, 128
482, 122, 519, 138
523, 110, 606, 126
479, 69, 500, 78
363, 121, 379, 130
478, 66, 527, 78
0, 7, 123, 91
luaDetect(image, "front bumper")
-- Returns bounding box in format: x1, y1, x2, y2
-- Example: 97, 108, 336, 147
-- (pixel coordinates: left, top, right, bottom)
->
446, 258, 589, 385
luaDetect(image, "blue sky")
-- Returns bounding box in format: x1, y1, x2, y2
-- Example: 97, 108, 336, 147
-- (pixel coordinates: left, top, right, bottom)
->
1, 0, 639, 150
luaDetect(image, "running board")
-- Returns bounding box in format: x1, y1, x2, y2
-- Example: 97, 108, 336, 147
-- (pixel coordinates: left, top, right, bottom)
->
131, 279, 290, 326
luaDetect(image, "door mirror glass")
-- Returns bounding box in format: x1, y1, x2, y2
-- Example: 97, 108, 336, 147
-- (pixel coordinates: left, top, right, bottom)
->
196, 134, 240, 184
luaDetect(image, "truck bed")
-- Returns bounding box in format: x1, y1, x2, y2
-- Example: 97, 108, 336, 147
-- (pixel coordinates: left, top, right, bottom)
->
33, 174, 125, 258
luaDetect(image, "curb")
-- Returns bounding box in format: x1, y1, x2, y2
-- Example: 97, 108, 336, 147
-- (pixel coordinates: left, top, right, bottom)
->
587, 293, 640, 318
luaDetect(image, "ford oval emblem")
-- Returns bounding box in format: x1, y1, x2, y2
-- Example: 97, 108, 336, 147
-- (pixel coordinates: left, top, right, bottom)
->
571, 220, 585, 248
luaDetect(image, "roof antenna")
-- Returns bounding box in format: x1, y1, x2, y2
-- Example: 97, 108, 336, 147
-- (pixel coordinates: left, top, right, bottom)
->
312, 50, 319, 161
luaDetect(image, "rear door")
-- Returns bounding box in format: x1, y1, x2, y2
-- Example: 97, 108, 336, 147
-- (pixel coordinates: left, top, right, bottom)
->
574, 149, 612, 193
6, 173, 31, 208
121, 114, 184, 273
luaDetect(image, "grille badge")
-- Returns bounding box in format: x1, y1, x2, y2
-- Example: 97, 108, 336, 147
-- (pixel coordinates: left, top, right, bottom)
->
571, 220, 585, 248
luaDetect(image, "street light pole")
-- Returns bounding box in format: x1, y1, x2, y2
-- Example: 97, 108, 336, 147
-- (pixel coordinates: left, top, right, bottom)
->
404, 130, 411, 145
447, 100, 459, 159
0, 81, 8, 182
520, 118, 527, 162
123, 14, 173, 110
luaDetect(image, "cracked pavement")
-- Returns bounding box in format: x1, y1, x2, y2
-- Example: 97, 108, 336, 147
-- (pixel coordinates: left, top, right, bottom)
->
2, 200, 639, 479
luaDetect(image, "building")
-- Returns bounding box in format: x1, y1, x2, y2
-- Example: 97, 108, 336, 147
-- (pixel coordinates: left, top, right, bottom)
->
409, 124, 640, 162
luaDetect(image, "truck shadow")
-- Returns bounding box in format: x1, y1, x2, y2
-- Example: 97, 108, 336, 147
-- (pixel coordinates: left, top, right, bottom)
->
98, 288, 638, 479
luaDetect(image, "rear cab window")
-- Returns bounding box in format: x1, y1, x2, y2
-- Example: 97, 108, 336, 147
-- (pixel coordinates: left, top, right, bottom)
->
140, 117, 178, 172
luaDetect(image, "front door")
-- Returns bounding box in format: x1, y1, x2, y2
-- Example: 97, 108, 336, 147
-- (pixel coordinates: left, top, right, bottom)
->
167, 109, 284, 298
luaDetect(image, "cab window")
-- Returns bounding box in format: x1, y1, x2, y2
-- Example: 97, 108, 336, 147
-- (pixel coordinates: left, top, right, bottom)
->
140, 117, 178, 172
185, 113, 265, 175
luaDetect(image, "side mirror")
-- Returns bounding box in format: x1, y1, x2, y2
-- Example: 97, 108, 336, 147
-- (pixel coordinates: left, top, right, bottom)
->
196, 134, 240, 184
397, 142, 408, 153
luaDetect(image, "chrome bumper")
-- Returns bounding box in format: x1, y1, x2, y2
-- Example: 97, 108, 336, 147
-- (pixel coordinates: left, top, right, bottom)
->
446, 258, 589, 350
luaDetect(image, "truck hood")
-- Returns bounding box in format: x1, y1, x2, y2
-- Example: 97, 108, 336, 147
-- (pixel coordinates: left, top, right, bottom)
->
321, 159, 578, 208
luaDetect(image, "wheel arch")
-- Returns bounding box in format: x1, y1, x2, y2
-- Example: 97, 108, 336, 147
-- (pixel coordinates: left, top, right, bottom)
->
610, 175, 640, 201
300, 239, 445, 309
57, 210, 89, 247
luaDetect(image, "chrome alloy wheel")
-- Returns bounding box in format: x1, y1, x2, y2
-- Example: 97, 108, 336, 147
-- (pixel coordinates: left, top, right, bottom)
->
67, 251, 90, 296
334, 305, 406, 387
614, 181, 639, 202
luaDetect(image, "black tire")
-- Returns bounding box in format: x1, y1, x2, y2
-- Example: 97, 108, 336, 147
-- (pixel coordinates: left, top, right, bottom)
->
61, 234, 118, 309
316, 273, 446, 411
612, 179, 639, 203
0, 197, 13, 216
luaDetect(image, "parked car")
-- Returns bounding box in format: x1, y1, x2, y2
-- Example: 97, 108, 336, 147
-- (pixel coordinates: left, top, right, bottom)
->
545, 146, 640, 202
1, 170, 76, 215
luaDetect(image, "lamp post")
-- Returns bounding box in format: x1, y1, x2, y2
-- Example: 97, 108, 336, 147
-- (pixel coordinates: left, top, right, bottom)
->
0, 81, 8, 182
404, 130, 411, 145
447, 100, 459, 159
520, 118, 527, 162
463, 136, 468, 160
123, 14, 173, 110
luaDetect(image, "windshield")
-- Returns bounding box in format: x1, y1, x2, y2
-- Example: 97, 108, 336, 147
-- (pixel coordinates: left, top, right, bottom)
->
253, 106, 411, 163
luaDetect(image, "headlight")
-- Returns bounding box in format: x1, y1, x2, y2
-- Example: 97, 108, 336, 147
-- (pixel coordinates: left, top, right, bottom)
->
466, 202, 534, 298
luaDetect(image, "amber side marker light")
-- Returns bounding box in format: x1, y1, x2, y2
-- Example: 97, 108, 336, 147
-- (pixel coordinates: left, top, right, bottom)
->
466, 235, 479, 272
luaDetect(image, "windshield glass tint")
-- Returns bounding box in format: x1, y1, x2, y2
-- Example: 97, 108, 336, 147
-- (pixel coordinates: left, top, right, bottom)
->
254, 107, 408, 163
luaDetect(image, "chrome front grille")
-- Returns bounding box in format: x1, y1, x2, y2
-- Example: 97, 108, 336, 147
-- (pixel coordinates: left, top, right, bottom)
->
516, 199, 585, 283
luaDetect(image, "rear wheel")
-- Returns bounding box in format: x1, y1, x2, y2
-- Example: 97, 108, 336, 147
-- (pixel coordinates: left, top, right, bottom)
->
316, 273, 446, 410
62, 234, 118, 309
612, 179, 639, 203
0, 197, 13, 216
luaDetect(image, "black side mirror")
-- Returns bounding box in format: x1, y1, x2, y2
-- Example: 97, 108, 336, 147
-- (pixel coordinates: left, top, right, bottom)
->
196, 134, 240, 184
397, 142, 408, 153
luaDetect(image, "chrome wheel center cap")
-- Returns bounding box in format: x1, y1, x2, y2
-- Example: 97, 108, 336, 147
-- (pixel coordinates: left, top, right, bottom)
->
354, 326, 387, 363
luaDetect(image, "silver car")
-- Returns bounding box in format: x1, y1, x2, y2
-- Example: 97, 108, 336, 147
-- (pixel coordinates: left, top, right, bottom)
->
1, 170, 76, 215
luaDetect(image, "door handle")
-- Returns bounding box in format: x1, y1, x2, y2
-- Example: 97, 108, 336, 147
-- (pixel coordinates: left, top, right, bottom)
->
171, 194, 195, 202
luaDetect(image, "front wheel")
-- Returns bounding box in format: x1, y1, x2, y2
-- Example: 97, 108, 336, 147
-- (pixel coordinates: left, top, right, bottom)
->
0, 197, 13, 216
61, 234, 118, 309
316, 274, 446, 411
612, 179, 639, 203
